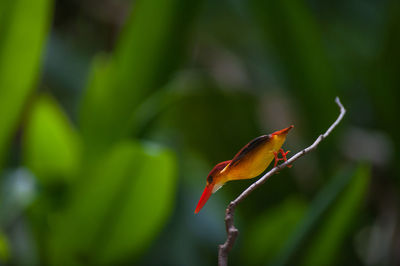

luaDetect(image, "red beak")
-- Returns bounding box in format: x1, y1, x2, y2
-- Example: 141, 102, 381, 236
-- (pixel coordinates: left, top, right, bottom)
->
194, 184, 213, 214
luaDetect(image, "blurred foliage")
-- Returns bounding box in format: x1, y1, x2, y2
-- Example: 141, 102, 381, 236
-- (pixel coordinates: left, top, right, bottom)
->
80, 0, 200, 156
243, 164, 370, 266
0, 0, 399, 265
164, 81, 259, 163
369, 1, 400, 155
47, 141, 176, 264
242, 197, 308, 264
302, 164, 370, 266
0, 230, 9, 261
274, 165, 356, 265
1, 0, 191, 264
0, 0, 52, 168
250, 0, 338, 135
23, 95, 81, 183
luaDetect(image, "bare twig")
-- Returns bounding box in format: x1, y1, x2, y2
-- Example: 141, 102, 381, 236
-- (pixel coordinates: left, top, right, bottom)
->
218, 97, 346, 266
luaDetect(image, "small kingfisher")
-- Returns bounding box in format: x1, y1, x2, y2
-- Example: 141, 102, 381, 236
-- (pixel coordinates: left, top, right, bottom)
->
195, 125, 293, 214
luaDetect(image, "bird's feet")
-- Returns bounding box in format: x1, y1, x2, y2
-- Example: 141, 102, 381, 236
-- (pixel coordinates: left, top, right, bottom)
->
273, 148, 292, 168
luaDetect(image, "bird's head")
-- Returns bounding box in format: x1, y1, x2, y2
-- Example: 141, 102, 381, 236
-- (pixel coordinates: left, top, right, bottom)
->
194, 160, 231, 214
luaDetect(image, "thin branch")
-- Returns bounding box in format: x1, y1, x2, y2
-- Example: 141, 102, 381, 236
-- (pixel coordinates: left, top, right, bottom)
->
218, 97, 346, 266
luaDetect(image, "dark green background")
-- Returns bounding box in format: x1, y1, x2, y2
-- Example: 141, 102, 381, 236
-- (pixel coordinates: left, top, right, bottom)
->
0, 0, 399, 265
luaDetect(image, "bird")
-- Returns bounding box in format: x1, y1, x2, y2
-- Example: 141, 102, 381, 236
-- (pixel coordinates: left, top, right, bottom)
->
194, 125, 294, 214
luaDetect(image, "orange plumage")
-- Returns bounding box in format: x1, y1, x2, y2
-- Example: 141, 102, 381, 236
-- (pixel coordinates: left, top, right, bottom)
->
194, 125, 293, 214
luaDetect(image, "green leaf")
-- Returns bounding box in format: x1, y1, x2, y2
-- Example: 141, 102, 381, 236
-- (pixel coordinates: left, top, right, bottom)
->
242, 197, 307, 265
22, 95, 81, 183
79, 55, 113, 156
0, 231, 10, 262
48, 140, 177, 264
79, 0, 201, 153
0, 0, 52, 168
96, 143, 177, 263
301, 164, 370, 266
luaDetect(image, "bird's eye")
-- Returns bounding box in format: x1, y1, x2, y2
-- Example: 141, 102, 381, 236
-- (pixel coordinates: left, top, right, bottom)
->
207, 175, 213, 183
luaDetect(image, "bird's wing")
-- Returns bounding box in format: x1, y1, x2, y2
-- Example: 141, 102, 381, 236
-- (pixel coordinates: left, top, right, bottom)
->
229, 135, 270, 168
